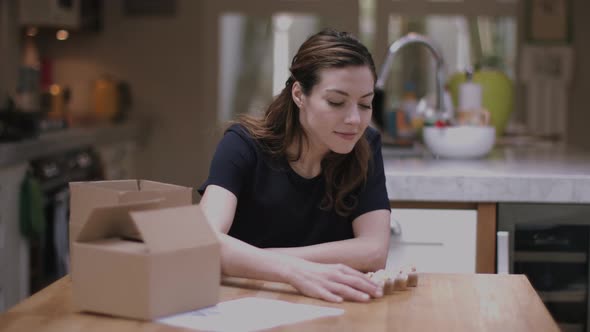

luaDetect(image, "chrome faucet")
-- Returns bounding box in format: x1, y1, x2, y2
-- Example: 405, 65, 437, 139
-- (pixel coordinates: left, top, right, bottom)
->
375, 33, 447, 118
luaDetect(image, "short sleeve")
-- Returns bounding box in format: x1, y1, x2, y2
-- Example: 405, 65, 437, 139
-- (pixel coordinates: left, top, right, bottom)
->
349, 129, 390, 221
198, 125, 256, 197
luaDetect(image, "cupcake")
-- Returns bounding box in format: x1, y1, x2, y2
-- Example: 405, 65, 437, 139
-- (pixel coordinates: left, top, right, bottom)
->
367, 269, 396, 295
406, 266, 418, 287
383, 275, 396, 294
393, 271, 408, 291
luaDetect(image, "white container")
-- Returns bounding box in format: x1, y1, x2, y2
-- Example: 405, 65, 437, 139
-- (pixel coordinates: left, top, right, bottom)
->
459, 81, 482, 110
423, 125, 495, 159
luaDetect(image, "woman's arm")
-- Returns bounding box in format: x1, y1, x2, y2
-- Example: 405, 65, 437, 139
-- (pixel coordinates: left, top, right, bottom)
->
200, 185, 383, 302
268, 209, 391, 272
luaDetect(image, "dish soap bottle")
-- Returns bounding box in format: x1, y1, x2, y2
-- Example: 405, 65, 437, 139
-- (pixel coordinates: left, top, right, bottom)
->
457, 70, 489, 126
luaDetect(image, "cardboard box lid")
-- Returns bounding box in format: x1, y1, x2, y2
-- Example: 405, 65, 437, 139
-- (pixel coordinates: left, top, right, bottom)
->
136, 180, 191, 192
82, 179, 190, 192
77, 203, 218, 253
130, 205, 219, 253
77, 179, 139, 191
76, 200, 163, 243
70, 179, 192, 208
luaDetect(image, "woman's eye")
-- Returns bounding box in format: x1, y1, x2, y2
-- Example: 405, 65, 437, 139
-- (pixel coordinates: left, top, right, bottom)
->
359, 104, 372, 110
328, 101, 344, 107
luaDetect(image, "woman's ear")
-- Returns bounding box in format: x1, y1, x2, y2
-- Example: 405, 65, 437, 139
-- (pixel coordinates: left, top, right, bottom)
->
292, 82, 304, 108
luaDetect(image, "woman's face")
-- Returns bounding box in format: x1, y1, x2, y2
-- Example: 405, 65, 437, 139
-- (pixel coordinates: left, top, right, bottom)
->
294, 66, 374, 155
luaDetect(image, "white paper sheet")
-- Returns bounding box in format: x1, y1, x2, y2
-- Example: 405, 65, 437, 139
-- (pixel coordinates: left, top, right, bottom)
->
157, 297, 344, 332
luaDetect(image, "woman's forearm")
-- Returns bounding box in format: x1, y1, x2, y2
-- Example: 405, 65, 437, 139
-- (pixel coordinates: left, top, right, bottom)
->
217, 232, 292, 282
268, 237, 388, 272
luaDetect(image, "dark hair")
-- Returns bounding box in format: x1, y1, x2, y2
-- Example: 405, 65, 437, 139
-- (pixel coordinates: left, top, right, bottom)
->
238, 28, 377, 217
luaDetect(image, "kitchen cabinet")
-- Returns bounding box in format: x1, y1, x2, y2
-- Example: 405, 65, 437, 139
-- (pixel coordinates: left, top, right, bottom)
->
18, 0, 101, 30
383, 143, 590, 274
0, 163, 29, 313
387, 208, 477, 273
389, 201, 497, 273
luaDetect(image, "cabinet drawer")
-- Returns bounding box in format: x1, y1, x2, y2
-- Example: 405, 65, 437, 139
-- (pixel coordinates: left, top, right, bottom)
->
0, 238, 29, 312
0, 180, 5, 254
0, 164, 28, 269
386, 209, 477, 273
0, 211, 5, 251
0, 265, 13, 313
0, 264, 20, 313
0, 212, 6, 267
0, 283, 5, 313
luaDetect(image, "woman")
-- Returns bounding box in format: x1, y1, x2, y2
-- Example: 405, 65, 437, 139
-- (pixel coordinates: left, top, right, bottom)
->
199, 29, 391, 303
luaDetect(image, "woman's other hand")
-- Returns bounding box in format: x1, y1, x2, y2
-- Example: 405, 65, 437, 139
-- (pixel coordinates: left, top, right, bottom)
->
281, 258, 383, 303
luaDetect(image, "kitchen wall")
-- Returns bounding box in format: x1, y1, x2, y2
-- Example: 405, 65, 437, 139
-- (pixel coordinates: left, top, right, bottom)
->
567, 0, 590, 150
42, 1, 220, 189
0, 1, 20, 100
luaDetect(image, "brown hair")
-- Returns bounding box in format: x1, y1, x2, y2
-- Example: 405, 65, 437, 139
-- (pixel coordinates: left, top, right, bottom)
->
237, 29, 377, 217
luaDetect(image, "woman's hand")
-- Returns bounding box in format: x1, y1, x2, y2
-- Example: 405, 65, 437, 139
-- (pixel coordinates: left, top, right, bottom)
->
281, 258, 383, 303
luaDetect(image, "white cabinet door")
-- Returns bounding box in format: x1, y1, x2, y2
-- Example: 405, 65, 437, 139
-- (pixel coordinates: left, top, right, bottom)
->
0, 163, 29, 312
386, 208, 477, 273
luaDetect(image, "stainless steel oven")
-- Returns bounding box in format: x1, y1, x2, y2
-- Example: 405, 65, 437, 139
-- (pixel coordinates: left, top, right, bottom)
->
498, 203, 590, 332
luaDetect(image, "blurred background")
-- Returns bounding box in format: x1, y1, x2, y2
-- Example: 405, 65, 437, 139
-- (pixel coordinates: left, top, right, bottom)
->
1, 0, 588, 188
0, 0, 589, 318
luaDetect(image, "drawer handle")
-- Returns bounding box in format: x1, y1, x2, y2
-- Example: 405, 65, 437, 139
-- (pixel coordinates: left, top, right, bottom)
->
0, 287, 4, 313
0, 216, 4, 249
397, 241, 443, 246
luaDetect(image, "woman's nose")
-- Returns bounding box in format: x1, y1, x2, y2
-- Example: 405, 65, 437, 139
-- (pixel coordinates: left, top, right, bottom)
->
344, 107, 361, 125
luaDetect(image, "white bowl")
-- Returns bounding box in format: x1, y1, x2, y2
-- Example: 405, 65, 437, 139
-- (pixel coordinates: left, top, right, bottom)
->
422, 125, 496, 159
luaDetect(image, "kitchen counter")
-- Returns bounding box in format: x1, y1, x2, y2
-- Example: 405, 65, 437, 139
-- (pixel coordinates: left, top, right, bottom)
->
383, 141, 590, 274
0, 121, 142, 168
384, 142, 590, 203
0, 273, 558, 331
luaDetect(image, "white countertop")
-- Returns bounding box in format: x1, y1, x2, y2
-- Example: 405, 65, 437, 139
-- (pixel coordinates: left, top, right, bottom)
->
383, 142, 590, 203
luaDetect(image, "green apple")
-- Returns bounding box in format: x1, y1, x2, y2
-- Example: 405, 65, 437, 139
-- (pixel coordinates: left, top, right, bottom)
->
447, 70, 513, 136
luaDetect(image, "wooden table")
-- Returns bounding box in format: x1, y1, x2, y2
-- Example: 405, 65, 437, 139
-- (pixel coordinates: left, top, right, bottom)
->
0, 273, 558, 331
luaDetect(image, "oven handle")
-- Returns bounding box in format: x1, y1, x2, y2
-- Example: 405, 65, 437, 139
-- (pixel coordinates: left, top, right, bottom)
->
497, 231, 510, 274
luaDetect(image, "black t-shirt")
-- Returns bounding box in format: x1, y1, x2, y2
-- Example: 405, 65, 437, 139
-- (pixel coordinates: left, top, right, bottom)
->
198, 124, 389, 248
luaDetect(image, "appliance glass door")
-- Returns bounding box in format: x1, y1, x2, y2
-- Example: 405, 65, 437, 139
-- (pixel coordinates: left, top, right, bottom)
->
513, 224, 588, 332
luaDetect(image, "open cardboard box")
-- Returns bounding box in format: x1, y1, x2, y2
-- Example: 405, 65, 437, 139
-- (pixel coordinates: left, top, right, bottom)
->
71, 200, 220, 320
69, 180, 192, 249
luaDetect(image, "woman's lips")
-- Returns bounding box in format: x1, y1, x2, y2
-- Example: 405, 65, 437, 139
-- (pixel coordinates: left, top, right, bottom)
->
334, 131, 357, 140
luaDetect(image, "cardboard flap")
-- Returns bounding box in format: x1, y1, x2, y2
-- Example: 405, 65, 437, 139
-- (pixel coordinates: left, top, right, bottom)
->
138, 180, 191, 191
69, 182, 121, 225
135, 180, 193, 207
119, 191, 174, 204
130, 205, 218, 253
88, 180, 140, 191
76, 200, 163, 243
